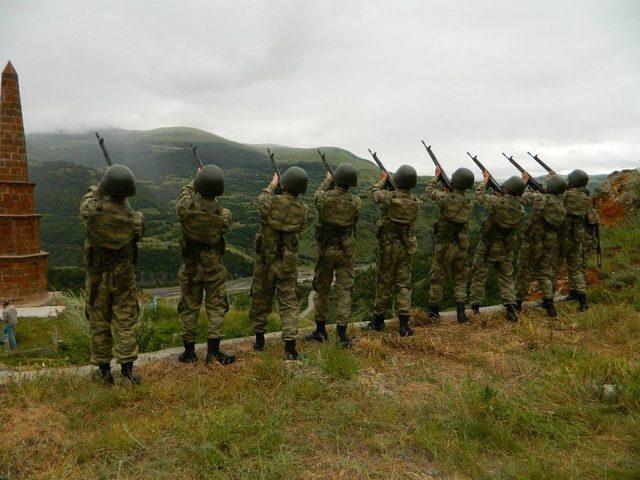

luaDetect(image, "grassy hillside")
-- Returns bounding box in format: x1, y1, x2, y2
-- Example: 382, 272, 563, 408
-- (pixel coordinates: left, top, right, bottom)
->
1, 218, 638, 479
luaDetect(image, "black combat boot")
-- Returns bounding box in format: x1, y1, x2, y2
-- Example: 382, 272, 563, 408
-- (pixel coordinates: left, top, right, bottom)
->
284, 340, 299, 360
565, 289, 578, 301
398, 315, 414, 337
253, 332, 265, 352
305, 321, 329, 342
120, 362, 142, 385
456, 302, 468, 324
541, 298, 557, 317
178, 340, 198, 363
336, 324, 352, 348
505, 304, 518, 323
577, 292, 589, 312
428, 305, 441, 320
94, 363, 115, 386
471, 304, 481, 315
362, 313, 385, 331
206, 338, 236, 365
515, 299, 523, 313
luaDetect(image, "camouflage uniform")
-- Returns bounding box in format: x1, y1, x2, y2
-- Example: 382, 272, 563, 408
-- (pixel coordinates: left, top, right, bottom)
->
514, 190, 566, 301
81, 186, 144, 366
249, 184, 309, 341
313, 178, 362, 326
561, 187, 593, 294
468, 184, 524, 306
425, 178, 472, 306
370, 179, 420, 317
176, 181, 231, 342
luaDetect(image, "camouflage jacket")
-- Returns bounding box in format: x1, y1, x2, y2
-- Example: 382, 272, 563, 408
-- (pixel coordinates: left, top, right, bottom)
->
475, 183, 524, 241
256, 184, 309, 259
370, 179, 420, 253
315, 177, 362, 240
521, 190, 566, 235
80, 186, 145, 269
176, 181, 231, 257
426, 178, 472, 246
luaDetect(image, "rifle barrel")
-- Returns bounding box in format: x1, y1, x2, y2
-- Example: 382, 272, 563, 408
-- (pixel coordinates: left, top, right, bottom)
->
368, 148, 397, 190
94, 132, 113, 167
190, 144, 204, 169
527, 151, 556, 175
421, 140, 451, 190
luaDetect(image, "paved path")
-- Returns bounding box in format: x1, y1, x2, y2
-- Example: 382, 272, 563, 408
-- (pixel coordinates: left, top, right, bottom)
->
5, 306, 65, 319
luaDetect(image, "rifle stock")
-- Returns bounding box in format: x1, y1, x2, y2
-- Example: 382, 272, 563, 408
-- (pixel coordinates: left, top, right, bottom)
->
94, 132, 113, 167
368, 149, 397, 190
466, 152, 503, 194
421, 140, 452, 190
502, 152, 544, 192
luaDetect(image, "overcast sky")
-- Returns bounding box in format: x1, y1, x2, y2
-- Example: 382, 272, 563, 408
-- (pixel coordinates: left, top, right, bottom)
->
2, 0, 639, 176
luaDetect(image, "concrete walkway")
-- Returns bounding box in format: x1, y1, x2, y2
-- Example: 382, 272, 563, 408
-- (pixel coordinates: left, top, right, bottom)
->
14, 306, 65, 318
0, 300, 533, 384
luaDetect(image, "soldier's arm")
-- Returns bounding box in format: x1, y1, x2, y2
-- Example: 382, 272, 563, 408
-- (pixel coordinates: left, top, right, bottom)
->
353, 196, 363, 224
314, 176, 333, 210
425, 177, 447, 204
221, 207, 232, 232
79, 185, 102, 220
521, 190, 544, 209
587, 207, 600, 225
133, 211, 146, 241
474, 183, 500, 208
176, 181, 196, 213
369, 179, 390, 205
257, 183, 276, 217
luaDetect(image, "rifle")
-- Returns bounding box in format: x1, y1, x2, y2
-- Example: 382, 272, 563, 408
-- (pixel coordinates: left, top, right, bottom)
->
317, 149, 333, 175
267, 148, 282, 193
190, 144, 205, 170
466, 152, 503, 194
592, 223, 603, 268
94, 132, 113, 167
421, 140, 452, 191
527, 151, 555, 175
368, 149, 397, 190
502, 152, 544, 192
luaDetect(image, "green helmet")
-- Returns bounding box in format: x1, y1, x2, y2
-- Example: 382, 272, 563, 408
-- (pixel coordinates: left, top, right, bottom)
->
567, 169, 589, 188
451, 167, 475, 190
281, 166, 308, 195
393, 165, 417, 189
194, 164, 224, 197
545, 175, 567, 195
502, 175, 525, 196
100, 164, 136, 197
332, 163, 358, 188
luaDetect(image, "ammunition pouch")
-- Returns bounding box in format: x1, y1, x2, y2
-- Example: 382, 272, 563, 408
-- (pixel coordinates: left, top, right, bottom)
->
433, 218, 469, 248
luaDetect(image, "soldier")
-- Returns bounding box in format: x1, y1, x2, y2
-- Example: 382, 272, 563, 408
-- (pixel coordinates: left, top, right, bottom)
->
425, 166, 475, 323
307, 164, 361, 347
560, 169, 593, 311
363, 165, 420, 336
176, 165, 236, 365
468, 173, 525, 322
514, 174, 567, 316
81, 165, 145, 385
249, 167, 309, 360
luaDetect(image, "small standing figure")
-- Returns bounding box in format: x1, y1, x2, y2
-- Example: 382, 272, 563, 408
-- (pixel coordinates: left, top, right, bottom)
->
2, 299, 18, 352
425, 167, 475, 323
81, 165, 145, 385
364, 166, 420, 336
560, 169, 595, 311
249, 167, 309, 360
176, 165, 236, 365
514, 174, 567, 316
468, 173, 525, 322
307, 164, 361, 347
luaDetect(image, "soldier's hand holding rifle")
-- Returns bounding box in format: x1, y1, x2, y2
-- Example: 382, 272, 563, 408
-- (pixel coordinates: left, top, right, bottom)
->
379, 170, 389, 182
522, 172, 530, 184
270, 173, 279, 188
482, 170, 490, 184
435, 166, 441, 180
325, 172, 332, 181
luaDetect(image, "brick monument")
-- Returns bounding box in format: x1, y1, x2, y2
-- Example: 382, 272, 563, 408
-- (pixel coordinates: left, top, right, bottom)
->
0, 61, 48, 302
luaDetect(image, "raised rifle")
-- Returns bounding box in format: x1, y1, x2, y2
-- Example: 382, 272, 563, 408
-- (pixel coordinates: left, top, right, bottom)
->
94, 132, 113, 167
190, 144, 205, 170
592, 223, 603, 268
317, 149, 334, 175
502, 152, 544, 192
368, 148, 397, 190
527, 151, 556, 175
466, 152, 503, 194
267, 148, 282, 193
421, 140, 452, 191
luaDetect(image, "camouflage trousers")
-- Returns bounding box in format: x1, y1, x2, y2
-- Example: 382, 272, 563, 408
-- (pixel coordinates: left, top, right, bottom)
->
515, 234, 556, 301
249, 253, 300, 341
313, 245, 355, 326
468, 238, 517, 305
429, 240, 468, 305
177, 261, 228, 342
374, 234, 414, 317
563, 235, 587, 294
85, 268, 139, 366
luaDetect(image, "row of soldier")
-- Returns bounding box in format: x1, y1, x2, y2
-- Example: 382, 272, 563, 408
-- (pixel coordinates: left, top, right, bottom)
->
82, 139, 598, 385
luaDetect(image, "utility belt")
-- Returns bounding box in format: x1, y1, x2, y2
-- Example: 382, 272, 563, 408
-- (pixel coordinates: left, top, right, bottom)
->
433, 219, 467, 245
379, 221, 412, 240
316, 224, 352, 248
181, 237, 224, 261
86, 243, 136, 271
